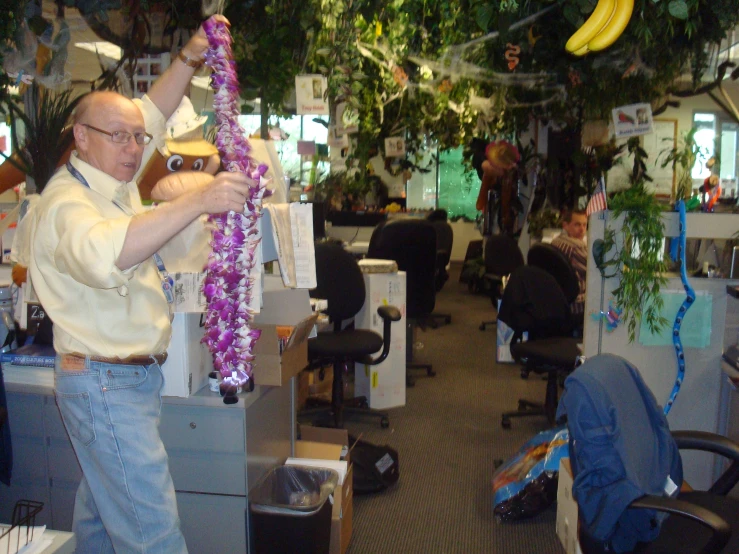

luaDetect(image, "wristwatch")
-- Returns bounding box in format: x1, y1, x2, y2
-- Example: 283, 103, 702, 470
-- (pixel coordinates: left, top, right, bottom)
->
178, 50, 203, 69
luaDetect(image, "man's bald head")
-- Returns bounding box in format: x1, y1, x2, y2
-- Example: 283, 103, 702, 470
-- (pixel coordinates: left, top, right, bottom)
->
73, 91, 138, 126
72, 91, 147, 182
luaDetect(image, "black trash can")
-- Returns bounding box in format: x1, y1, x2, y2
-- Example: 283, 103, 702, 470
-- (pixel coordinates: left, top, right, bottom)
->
250, 465, 338, 554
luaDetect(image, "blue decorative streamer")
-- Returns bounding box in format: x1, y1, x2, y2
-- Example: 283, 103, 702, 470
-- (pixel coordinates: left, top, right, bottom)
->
664, 200, 695, 415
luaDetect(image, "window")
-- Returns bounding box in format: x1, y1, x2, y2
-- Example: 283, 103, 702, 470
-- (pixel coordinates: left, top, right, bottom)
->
692, 112, 739, 196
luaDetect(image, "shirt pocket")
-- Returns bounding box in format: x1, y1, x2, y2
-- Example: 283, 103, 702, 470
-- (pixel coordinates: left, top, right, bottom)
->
55, 391, 96, 447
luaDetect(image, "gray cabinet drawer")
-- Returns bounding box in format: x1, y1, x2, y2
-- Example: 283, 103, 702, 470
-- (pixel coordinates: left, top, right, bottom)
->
160, 405, 245, 453
160, 404, 247, 495
176, 492, 247, 554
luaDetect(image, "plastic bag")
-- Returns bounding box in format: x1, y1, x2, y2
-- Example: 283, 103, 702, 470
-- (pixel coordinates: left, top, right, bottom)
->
492, 426, 569, 521
250, 465, 338, 515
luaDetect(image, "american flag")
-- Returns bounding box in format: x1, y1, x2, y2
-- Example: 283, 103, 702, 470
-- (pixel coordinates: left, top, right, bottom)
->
586, 178, 607, 216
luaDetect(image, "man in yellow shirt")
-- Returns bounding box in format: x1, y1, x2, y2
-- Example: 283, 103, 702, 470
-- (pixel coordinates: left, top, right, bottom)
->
29, 15, 248, 553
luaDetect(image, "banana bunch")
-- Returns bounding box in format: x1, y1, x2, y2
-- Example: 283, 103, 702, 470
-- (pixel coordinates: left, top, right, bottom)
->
565, 0, 634, 56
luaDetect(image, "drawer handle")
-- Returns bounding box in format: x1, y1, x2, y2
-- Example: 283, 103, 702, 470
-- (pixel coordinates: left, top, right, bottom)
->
190, 422, 197, 429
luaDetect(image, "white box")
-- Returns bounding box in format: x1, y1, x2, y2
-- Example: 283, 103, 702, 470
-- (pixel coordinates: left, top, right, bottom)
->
496, 299, 527, 363
161, 312, 213, 397
354, 271, 406, 409
556, 458, 583, 554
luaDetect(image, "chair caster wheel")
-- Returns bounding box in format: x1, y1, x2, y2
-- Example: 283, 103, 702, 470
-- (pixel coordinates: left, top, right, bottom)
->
406, 376, 415, 387
427, 368, 436, 377
520, 370, 529, 379
444, 316, 451, 324
518, 400, 527, 410
381, 417, 390, 429
429, 321, 438, 329
501, 417, 511, 429
358, 399, 369, 408
479, 324, 486, 331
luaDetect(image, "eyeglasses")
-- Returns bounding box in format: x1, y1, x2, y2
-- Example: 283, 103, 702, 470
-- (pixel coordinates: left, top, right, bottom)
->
81, 123, 153, 146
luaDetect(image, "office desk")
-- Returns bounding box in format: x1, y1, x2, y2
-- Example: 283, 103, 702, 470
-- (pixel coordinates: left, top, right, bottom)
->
2, 367, 295, 554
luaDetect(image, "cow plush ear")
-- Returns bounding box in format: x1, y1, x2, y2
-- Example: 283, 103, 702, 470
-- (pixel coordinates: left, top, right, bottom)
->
150, 171, 214, 202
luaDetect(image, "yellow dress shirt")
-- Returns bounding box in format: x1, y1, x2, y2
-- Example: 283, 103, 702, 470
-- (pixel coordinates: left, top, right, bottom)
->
29, 96, 172, 358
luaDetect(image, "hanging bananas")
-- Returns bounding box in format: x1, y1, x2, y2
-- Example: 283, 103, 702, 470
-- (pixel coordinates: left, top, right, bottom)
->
565, 0, 634, 56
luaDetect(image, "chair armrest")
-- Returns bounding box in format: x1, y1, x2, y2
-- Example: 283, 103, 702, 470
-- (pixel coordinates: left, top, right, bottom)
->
377, 305, 401, 322
629, 495, 730, 554
366, 304, 401, 366
673, 431, 739, 495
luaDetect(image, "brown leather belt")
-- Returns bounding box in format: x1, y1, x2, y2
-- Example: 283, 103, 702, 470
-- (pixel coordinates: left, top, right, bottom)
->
60, 352, 168, 369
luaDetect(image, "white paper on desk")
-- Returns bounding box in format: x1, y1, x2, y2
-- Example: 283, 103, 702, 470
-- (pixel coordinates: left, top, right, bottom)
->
248, 235, 262, 314
0, 524, 46, 554
289, 203, 316, 289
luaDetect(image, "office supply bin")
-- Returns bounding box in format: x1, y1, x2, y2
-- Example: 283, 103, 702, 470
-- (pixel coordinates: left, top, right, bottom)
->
250, 465, 338, 554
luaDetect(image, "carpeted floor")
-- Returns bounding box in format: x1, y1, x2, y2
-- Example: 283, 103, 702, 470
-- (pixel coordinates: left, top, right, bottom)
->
343, 264, 566, 554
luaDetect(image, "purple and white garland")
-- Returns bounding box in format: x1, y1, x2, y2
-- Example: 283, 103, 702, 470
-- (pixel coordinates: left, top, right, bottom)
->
202, 19, 271, 394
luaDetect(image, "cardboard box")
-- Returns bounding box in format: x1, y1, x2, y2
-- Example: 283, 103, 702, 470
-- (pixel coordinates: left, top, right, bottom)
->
556, 458, 583, 554
252, 314, 316, 387
161, 312, 213, 397
297, 426, 353, 554
354, 270, 406, 409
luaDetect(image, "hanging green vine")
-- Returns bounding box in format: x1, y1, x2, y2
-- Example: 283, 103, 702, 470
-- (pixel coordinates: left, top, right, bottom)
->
600, 137, 668, 343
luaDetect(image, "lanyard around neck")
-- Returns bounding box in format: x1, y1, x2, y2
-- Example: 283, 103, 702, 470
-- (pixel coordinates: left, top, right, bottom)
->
65, 162, 174, 305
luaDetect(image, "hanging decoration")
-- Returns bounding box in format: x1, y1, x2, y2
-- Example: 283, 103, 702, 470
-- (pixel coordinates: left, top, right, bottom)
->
504, 43, 520, 71
664, 199, 695, 415
202, 19, 272, 399
590, 302, 623, 333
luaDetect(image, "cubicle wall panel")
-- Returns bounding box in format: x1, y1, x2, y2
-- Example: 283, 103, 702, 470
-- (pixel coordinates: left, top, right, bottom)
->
176, 492, 247, 553
0, 484, 52, 528
585, 212, 739, 490
6, 392, 44, 439
49, 486, 77, 532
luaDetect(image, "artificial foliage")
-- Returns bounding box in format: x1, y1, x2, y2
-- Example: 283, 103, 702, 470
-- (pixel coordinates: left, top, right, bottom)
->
599, 137, 668, 343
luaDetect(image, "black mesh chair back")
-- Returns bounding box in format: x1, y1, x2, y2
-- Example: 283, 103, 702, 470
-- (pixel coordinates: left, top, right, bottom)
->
431, 221, 454, 292
497, 265, 581, 427
527, 243, 580, 305
484, 235, 524, 277
497, 265, 573, 341
367, 219, 436, 319
311, 241, 366, 326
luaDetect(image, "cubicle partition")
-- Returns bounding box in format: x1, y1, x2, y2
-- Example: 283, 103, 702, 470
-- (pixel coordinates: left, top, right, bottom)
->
584, 212, 738, 490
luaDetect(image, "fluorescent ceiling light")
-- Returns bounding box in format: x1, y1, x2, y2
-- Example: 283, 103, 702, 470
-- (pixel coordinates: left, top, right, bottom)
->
74, 41, 123, 60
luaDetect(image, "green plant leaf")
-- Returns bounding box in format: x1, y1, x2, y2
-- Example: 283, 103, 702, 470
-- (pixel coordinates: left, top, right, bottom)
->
668, 0, 689, 19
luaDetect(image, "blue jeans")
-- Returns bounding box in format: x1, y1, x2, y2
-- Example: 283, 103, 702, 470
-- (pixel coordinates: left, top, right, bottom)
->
54, 356, 187, 554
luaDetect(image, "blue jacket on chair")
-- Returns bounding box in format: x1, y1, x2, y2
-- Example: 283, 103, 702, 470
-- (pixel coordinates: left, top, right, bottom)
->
556, 354, 683, 553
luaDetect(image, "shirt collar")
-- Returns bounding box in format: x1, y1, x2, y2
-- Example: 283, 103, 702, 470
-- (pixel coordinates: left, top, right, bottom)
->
69, 151, 130, 201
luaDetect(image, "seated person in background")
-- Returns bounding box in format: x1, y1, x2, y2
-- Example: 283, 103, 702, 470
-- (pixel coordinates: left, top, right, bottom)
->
551, 208, 588, 317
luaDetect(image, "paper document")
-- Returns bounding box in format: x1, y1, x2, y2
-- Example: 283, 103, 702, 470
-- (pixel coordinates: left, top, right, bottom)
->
262, 204, 316, 289
0, 523, 47, 554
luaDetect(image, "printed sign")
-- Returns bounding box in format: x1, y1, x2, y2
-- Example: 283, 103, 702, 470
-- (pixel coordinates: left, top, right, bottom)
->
295, 74, 329, 115
335, 102, 359, 136
384, 137, 406, 157
612, 103, 654, 138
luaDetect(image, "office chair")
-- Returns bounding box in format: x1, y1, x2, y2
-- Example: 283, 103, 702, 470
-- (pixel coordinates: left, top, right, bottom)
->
428, 219, 454, 328
478, 235, 525, 331
558, 354, 739, 554
527, 242, 584, 332
367, 219, 437, 387
299, 242, 401, 428
496, 265, 581, 428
